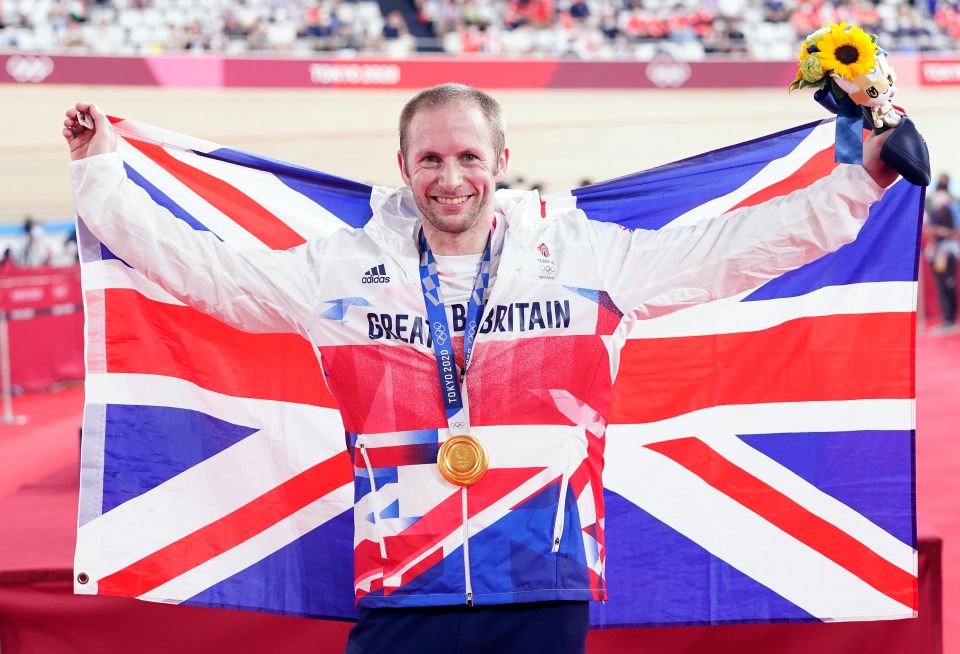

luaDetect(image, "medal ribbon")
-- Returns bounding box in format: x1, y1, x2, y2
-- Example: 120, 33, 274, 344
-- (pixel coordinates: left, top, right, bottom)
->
418, 230, 491, 435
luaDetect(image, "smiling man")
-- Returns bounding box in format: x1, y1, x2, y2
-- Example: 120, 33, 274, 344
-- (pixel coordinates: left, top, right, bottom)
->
65, 83, 896, 654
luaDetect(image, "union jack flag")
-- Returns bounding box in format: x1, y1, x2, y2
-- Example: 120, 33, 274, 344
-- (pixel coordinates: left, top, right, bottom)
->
74, 117, 920, 626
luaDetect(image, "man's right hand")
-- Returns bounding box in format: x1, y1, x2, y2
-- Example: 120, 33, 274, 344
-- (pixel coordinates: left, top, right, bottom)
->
63, 102, 117, 161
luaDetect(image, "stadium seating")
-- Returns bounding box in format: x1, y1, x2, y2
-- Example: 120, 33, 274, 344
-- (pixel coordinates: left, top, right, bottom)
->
0, 0, 957, 59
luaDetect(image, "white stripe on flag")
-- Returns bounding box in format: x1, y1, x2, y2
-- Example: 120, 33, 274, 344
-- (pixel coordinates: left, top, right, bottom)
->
163, 147, 352, 242
622, 281, 916, 339
139, 484, 353, 604
699, 432, 914, 573
605, 446, 914, 620
118, 140, 266, 249
76, 374, 346, 583
82, 259, 186, 306
667, 120, 836, 227
112, 118, 226, 155
606, 399, 915, 443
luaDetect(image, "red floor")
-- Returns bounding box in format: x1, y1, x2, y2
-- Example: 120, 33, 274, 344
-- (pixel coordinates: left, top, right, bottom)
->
916, 332, 960, 654
0, 332, 957, 651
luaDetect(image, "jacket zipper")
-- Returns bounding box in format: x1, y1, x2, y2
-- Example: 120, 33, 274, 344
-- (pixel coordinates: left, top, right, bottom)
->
462, 487, 473, 605
551, 446, 575, 553
358, 439, 387, 559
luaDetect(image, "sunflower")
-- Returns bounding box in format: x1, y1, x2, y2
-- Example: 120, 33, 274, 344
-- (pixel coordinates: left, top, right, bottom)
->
813, 22, 876, 81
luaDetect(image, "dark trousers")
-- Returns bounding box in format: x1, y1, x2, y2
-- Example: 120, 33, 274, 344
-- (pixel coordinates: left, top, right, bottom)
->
934, 255, 958, 325
345, 601, 590, 654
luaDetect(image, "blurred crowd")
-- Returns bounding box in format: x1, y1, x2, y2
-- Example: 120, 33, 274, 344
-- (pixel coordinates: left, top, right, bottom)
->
1, 0, 958, 60
924, 173, 960, 335
0, 217, 78, 272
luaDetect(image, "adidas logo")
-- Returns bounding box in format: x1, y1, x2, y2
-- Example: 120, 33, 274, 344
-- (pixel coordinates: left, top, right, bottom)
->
361, 263, 390, 284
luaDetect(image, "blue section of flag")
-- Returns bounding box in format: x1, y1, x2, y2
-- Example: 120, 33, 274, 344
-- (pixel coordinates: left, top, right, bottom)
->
101, 404, 259, 513
99, 243, 127, 265
744, 180, 923, 300
593, 489, 815, 627
573, 122, 819, 230
124, 163, 214, 234
738, 430, 916, 546
202, 148, 374, 229
183, 509, 359, 620
99, 163, 216, 264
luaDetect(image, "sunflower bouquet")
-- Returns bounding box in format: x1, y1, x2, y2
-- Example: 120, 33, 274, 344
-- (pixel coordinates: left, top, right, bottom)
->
790, 23, 877, 92
790, 22, 902, 132
788, 22, 930, 186
787, 22, 933, 184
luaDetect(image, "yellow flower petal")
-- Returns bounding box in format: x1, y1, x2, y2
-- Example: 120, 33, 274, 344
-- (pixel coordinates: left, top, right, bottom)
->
813, 22, 876, 81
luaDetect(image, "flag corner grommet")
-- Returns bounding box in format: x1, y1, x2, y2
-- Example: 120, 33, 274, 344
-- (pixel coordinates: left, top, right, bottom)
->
77, 572, 89, 584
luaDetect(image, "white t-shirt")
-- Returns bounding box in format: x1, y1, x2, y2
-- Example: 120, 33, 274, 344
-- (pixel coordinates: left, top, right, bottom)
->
434, 253, 483, 307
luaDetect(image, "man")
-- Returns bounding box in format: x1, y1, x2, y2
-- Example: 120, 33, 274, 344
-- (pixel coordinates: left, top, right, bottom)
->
64, 84, 896, 654
923, 172, 959, 334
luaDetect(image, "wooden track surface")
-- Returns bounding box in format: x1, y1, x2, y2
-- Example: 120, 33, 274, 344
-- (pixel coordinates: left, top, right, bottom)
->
4, 84, 960, 223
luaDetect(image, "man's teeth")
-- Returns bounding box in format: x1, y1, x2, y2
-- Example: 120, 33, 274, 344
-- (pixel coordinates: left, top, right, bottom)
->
435, 195, 470, 205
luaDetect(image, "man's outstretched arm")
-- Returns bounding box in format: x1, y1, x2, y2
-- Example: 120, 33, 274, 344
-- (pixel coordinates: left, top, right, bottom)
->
64, 102, 322, 336
590, 129, 899, 320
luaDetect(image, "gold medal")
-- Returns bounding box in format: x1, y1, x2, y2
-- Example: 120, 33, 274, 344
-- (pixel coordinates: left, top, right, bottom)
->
437, 435, 488, 487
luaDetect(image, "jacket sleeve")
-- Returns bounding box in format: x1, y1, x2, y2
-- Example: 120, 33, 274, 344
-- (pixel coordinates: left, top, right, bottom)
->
71, 151, 322, 335
590, 164, 887, 319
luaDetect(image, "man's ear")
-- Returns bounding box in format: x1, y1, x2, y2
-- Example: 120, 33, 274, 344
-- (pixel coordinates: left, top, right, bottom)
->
495, 147, 510, 182
397, 150, 411, 185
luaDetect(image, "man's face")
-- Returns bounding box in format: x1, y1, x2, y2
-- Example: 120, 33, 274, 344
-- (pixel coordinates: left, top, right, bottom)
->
398, 102, 508, 242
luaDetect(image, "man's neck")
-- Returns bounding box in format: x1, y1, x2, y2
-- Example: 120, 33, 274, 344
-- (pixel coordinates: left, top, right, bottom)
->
422, 219, 493, 256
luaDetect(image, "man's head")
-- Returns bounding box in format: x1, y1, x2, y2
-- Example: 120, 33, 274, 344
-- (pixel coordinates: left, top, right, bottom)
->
936, 172, 950, 191
399, 83, 506, 165
397, 84, 509, 254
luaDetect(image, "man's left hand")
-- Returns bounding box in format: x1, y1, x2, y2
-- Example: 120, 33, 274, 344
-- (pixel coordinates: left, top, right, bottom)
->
862, 128, 899, 188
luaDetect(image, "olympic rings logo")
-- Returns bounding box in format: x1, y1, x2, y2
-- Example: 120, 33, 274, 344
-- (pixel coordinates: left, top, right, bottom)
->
5, 55, 54, 83
467, 322, 477, 340
432, 321, 448, 345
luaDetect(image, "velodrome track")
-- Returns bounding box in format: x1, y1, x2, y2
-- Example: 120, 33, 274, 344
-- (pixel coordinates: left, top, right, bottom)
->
3, 85, 960, 223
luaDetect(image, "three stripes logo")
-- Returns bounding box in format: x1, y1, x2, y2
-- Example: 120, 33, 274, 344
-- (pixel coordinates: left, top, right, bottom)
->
361, 263, 390, 284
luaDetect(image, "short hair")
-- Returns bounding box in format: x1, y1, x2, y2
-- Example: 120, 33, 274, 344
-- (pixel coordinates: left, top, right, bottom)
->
399, 83, 506, 163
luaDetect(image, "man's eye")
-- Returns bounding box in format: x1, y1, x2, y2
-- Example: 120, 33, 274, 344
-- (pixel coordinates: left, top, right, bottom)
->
422, 155, 440, 164
462, 154, 478, 162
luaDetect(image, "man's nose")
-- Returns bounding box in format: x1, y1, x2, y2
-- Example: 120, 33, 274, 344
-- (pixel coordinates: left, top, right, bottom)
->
438, 162, 464, 189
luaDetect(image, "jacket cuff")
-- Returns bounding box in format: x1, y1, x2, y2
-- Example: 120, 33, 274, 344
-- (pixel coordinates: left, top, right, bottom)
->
70, 151, 126, 219
839, 163, 887, 205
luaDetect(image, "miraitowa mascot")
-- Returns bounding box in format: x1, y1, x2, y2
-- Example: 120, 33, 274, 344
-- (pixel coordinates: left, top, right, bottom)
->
791, 22, 930, 186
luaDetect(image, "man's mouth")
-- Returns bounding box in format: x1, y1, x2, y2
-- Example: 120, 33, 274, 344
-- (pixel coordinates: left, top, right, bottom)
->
433, 195, 472, 205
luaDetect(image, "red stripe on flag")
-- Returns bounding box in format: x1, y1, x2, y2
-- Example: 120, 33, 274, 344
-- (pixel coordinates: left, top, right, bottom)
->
612, 312, 913, 424
646, 437, 917, 610
123, 138, 306, 250
726, 145, 838, 212
97, 450, 353, 597
104, 289, 337, 408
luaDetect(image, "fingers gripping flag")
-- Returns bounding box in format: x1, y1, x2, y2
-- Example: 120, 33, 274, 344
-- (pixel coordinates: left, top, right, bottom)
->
74, 116, 921, 627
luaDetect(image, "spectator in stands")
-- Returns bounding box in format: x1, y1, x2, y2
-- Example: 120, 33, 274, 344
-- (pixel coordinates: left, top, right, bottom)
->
14, 217, 50, 268
924, 173, 960, 334
0, 248, 15, 272
380, 10, 415, 56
